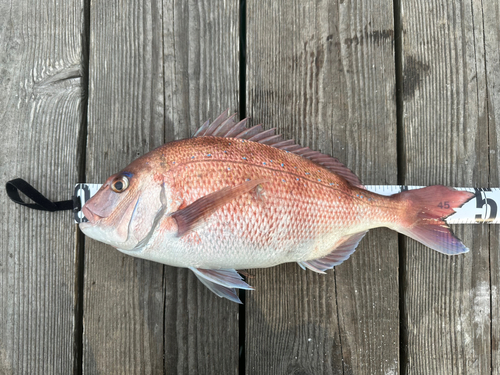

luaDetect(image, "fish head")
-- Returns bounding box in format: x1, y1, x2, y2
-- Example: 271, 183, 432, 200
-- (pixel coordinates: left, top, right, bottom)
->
79, 161, 167, 251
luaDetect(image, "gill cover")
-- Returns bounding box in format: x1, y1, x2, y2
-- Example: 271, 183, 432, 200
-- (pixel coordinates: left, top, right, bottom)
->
80, 172, 164, 250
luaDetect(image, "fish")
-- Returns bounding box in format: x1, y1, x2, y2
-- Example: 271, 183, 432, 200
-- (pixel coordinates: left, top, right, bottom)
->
79, 110, 474, 303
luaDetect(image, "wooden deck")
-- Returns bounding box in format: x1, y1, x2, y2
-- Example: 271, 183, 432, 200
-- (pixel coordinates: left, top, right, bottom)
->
1, 0, 499, 374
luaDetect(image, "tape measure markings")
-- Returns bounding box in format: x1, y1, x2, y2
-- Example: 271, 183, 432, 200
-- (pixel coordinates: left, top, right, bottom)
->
74, 183, 102, 223
73, 184, 499, 224
366, 185, 498, 224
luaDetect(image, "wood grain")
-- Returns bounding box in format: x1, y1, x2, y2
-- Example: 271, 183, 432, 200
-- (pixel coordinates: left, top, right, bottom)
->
401, 0, 491, 373
162, 0, 240, 141
0, 0, 84, 373
246, 1, 399, 373
83, 0, 166, 373
483, 1, 500, 373
84, 0, 241, 373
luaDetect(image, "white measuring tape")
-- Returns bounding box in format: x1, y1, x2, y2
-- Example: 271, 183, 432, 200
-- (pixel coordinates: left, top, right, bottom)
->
74, 183, 102, 223
73, 184, 499, 224
364, 186, 498, 224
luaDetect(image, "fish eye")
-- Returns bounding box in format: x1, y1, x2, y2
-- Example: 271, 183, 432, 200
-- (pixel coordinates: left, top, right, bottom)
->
111, 175, 130, 193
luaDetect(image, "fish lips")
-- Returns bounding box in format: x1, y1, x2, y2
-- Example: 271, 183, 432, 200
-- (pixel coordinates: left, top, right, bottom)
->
79, 204, 110, 243
79, 194, 142, 249
81, 204, 99, 224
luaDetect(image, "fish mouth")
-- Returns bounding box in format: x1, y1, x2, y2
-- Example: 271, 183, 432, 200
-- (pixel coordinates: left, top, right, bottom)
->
82, 205, 101, 224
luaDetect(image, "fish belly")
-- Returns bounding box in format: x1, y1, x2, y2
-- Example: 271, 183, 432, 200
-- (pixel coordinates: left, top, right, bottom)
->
132, 225, 350, 269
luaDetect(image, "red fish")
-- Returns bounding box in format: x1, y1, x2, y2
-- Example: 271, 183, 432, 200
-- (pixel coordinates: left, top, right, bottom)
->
79, 111, 473, 303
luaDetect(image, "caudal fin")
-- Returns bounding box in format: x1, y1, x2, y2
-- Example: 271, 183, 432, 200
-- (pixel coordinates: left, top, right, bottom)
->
393, 186, 474, 254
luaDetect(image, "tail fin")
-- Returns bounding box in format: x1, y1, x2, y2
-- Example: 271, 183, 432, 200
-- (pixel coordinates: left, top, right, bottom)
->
393, 186, 473, 254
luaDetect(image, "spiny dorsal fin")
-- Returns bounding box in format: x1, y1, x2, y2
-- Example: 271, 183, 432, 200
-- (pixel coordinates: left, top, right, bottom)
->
194, 111, 363, 188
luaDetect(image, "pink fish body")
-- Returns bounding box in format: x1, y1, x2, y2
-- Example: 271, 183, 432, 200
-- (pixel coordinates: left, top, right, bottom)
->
80, 111, 473, 303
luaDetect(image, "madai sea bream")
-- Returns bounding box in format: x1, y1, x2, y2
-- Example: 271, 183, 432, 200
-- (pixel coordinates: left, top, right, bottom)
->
79, 111, 473, 303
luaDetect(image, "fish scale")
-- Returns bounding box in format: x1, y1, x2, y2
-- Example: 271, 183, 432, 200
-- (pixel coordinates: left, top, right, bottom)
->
167, 165, 350, 265
158, 137, 345, 190
79, 111, 474, 303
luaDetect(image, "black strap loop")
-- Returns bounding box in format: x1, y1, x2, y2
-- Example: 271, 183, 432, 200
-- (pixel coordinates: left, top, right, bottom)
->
6, 178, 74, 212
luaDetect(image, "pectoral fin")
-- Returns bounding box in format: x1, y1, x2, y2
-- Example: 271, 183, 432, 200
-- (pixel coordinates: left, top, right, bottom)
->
189, 267, 254, 304
298, 231, 368, 273
171, 179, 267, 236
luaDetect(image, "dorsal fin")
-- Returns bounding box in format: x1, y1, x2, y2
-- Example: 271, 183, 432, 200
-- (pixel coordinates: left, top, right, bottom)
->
194, 111, 363, 187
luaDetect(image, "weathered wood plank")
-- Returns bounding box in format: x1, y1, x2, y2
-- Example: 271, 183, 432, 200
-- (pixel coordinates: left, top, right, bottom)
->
401, 1, 491, 373
483, 1, 500, 373
0, 1, 84, 374
331, 2, 399, 374
83, 0, 165, 373
162, 1, 241, 373
84, 0, 241, 373
246, 1, 398, 374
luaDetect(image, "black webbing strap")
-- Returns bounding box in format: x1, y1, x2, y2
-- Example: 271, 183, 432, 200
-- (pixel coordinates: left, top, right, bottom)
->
6, 178, 74, 212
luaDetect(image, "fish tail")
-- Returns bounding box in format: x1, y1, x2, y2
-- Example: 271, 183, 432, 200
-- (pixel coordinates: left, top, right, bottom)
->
391, 186, 474, 254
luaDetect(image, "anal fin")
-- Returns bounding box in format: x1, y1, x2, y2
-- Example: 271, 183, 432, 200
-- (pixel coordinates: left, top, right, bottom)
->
298, 231, 368, 273
189, 267, 254, 304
